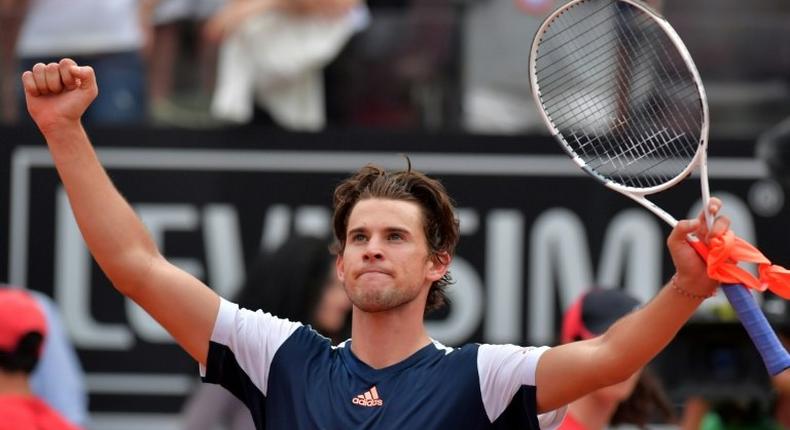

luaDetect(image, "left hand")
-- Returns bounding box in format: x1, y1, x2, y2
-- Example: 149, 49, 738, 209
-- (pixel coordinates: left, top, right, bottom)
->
667, 197, 728, 296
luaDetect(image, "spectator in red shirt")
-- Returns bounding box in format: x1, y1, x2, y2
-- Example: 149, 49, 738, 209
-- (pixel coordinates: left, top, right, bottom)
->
0, 289, 81, 430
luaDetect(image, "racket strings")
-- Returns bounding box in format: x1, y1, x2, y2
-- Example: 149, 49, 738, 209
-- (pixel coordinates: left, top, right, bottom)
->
534, 0, 703, 189
536, 0, 617, 55
550, 10, 698, 186
541, 19, 698, 134
536, 12, 632, 94
536, 6, 663, 98
595, 12, 700, 183
545, 6, 698, 144
541, 11, 694, 154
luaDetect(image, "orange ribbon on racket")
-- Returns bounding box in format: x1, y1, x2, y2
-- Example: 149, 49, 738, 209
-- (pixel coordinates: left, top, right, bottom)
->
705, 230, 790, 299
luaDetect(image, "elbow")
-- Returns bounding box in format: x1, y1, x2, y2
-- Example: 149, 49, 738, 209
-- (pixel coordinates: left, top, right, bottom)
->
100, 248, 161, 297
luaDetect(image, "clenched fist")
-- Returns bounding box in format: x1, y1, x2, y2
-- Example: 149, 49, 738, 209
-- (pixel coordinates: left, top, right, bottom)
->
22, 58, 98, 134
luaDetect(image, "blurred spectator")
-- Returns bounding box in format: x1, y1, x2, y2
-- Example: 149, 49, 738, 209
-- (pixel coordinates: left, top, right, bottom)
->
0, 285, 88, 428
148, 0, 226, 127
0, 288, 81, 430
680, 335, 790, 430
29, 292, 88, 427
681, 394, 786, 430
2, 0, 151, 125
558, 288, 675, 429
0, 0, 26, 124
180, 236, 351, 430
208, 0, 368, 130
461, 0, 556, 134
325, 0, 459, 129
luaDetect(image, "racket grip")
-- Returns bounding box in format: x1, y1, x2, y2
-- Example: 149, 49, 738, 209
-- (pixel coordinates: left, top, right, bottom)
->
686, 237, 790, 375
721, 285, 790, 376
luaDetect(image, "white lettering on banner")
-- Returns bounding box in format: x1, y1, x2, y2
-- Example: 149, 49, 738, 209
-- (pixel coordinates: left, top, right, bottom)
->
526, 209, 664, 344
528, 209, 592, 345
295, 206, 332, 238
596, 209, 662, 304
261, 204, 291, 252
260, 205, 332, 252
53, 195, 761, 349
204, 205, 245, 300
484, 210, 524, 344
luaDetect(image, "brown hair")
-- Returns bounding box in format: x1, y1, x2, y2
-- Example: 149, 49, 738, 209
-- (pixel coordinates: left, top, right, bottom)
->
611, 368, 676, 427
331, 162, 460, 313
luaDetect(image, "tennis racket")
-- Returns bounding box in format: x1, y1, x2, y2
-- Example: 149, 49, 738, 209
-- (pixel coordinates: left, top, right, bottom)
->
529, 0, 790, 375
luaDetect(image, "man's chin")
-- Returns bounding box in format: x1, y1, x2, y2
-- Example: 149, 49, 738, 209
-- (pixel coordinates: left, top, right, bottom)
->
353, 302, 393, 313
350, 290, 404, 313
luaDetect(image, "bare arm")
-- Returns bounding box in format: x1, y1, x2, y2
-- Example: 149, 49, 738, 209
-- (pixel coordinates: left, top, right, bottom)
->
535, 200, 726, 412
22, 59, 219, 365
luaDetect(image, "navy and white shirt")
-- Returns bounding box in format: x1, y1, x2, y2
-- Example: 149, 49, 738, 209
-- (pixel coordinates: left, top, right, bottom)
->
200, 299, 566, 429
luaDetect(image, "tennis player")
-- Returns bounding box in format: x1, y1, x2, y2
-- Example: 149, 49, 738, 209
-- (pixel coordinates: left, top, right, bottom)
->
22, 59, 726, 429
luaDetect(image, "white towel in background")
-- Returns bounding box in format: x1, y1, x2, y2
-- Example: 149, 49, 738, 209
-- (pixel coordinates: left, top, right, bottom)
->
212, 5, 369, 130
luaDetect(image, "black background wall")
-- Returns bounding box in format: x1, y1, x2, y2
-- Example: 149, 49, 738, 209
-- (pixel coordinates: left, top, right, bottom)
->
1, 125, 784, 424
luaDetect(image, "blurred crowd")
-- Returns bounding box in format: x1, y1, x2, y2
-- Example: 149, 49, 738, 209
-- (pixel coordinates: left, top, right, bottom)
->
2, 1, 790, 429
0, 0, 369, 131
1, 0, 788, 134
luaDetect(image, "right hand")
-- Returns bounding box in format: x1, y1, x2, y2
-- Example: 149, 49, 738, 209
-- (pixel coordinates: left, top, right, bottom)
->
666, 197, 728, 297
21, 58, 98, 133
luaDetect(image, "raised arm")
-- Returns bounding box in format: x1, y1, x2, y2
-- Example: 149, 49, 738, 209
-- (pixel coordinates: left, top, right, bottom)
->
535, 199, 725, 413
22, 59, 219, 365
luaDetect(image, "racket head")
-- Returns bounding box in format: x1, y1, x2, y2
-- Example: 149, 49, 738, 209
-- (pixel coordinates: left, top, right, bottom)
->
529, 0, 709, 196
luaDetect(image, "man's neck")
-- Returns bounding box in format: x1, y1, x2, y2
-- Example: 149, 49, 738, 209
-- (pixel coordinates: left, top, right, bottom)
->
0, 370, 33, 396
350, 301, 432, 369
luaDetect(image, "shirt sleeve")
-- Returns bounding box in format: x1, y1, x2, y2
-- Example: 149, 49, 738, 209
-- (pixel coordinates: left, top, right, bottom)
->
199, 297, 303, 396
477, 344, 566, 430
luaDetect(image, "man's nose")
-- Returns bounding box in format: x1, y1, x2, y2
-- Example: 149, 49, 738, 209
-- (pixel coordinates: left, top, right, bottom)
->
363, 238, 384, 261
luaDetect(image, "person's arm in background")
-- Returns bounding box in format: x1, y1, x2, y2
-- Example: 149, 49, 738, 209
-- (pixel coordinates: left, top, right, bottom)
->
21, 59, 220, 365
536, 200, 725, 413
28, 291, 89, 428
137, 0, 159, 60
0, 0, 29, 123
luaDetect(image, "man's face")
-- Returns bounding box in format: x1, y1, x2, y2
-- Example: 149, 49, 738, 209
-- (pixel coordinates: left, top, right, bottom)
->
336, 198, 448, 313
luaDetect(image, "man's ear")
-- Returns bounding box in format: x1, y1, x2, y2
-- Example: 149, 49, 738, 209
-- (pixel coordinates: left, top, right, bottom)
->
427, 251, 451, 282
336, 253, 345, 282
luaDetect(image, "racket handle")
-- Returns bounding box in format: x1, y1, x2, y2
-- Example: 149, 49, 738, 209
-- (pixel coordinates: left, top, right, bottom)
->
686, 237, 790, 376
721, 285, 790, 376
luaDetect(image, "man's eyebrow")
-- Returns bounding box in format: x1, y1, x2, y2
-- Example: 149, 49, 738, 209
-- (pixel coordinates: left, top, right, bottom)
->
347, 226, 412, 235
347, 226, 368, 235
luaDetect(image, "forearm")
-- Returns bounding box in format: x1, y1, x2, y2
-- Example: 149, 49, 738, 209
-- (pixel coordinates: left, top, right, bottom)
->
537, 277, 707, 412
595, 278, 705, 383
43, 122, 160, 292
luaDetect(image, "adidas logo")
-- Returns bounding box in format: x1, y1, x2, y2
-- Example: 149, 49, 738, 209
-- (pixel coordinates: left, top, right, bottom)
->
351, 385, 383, 407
